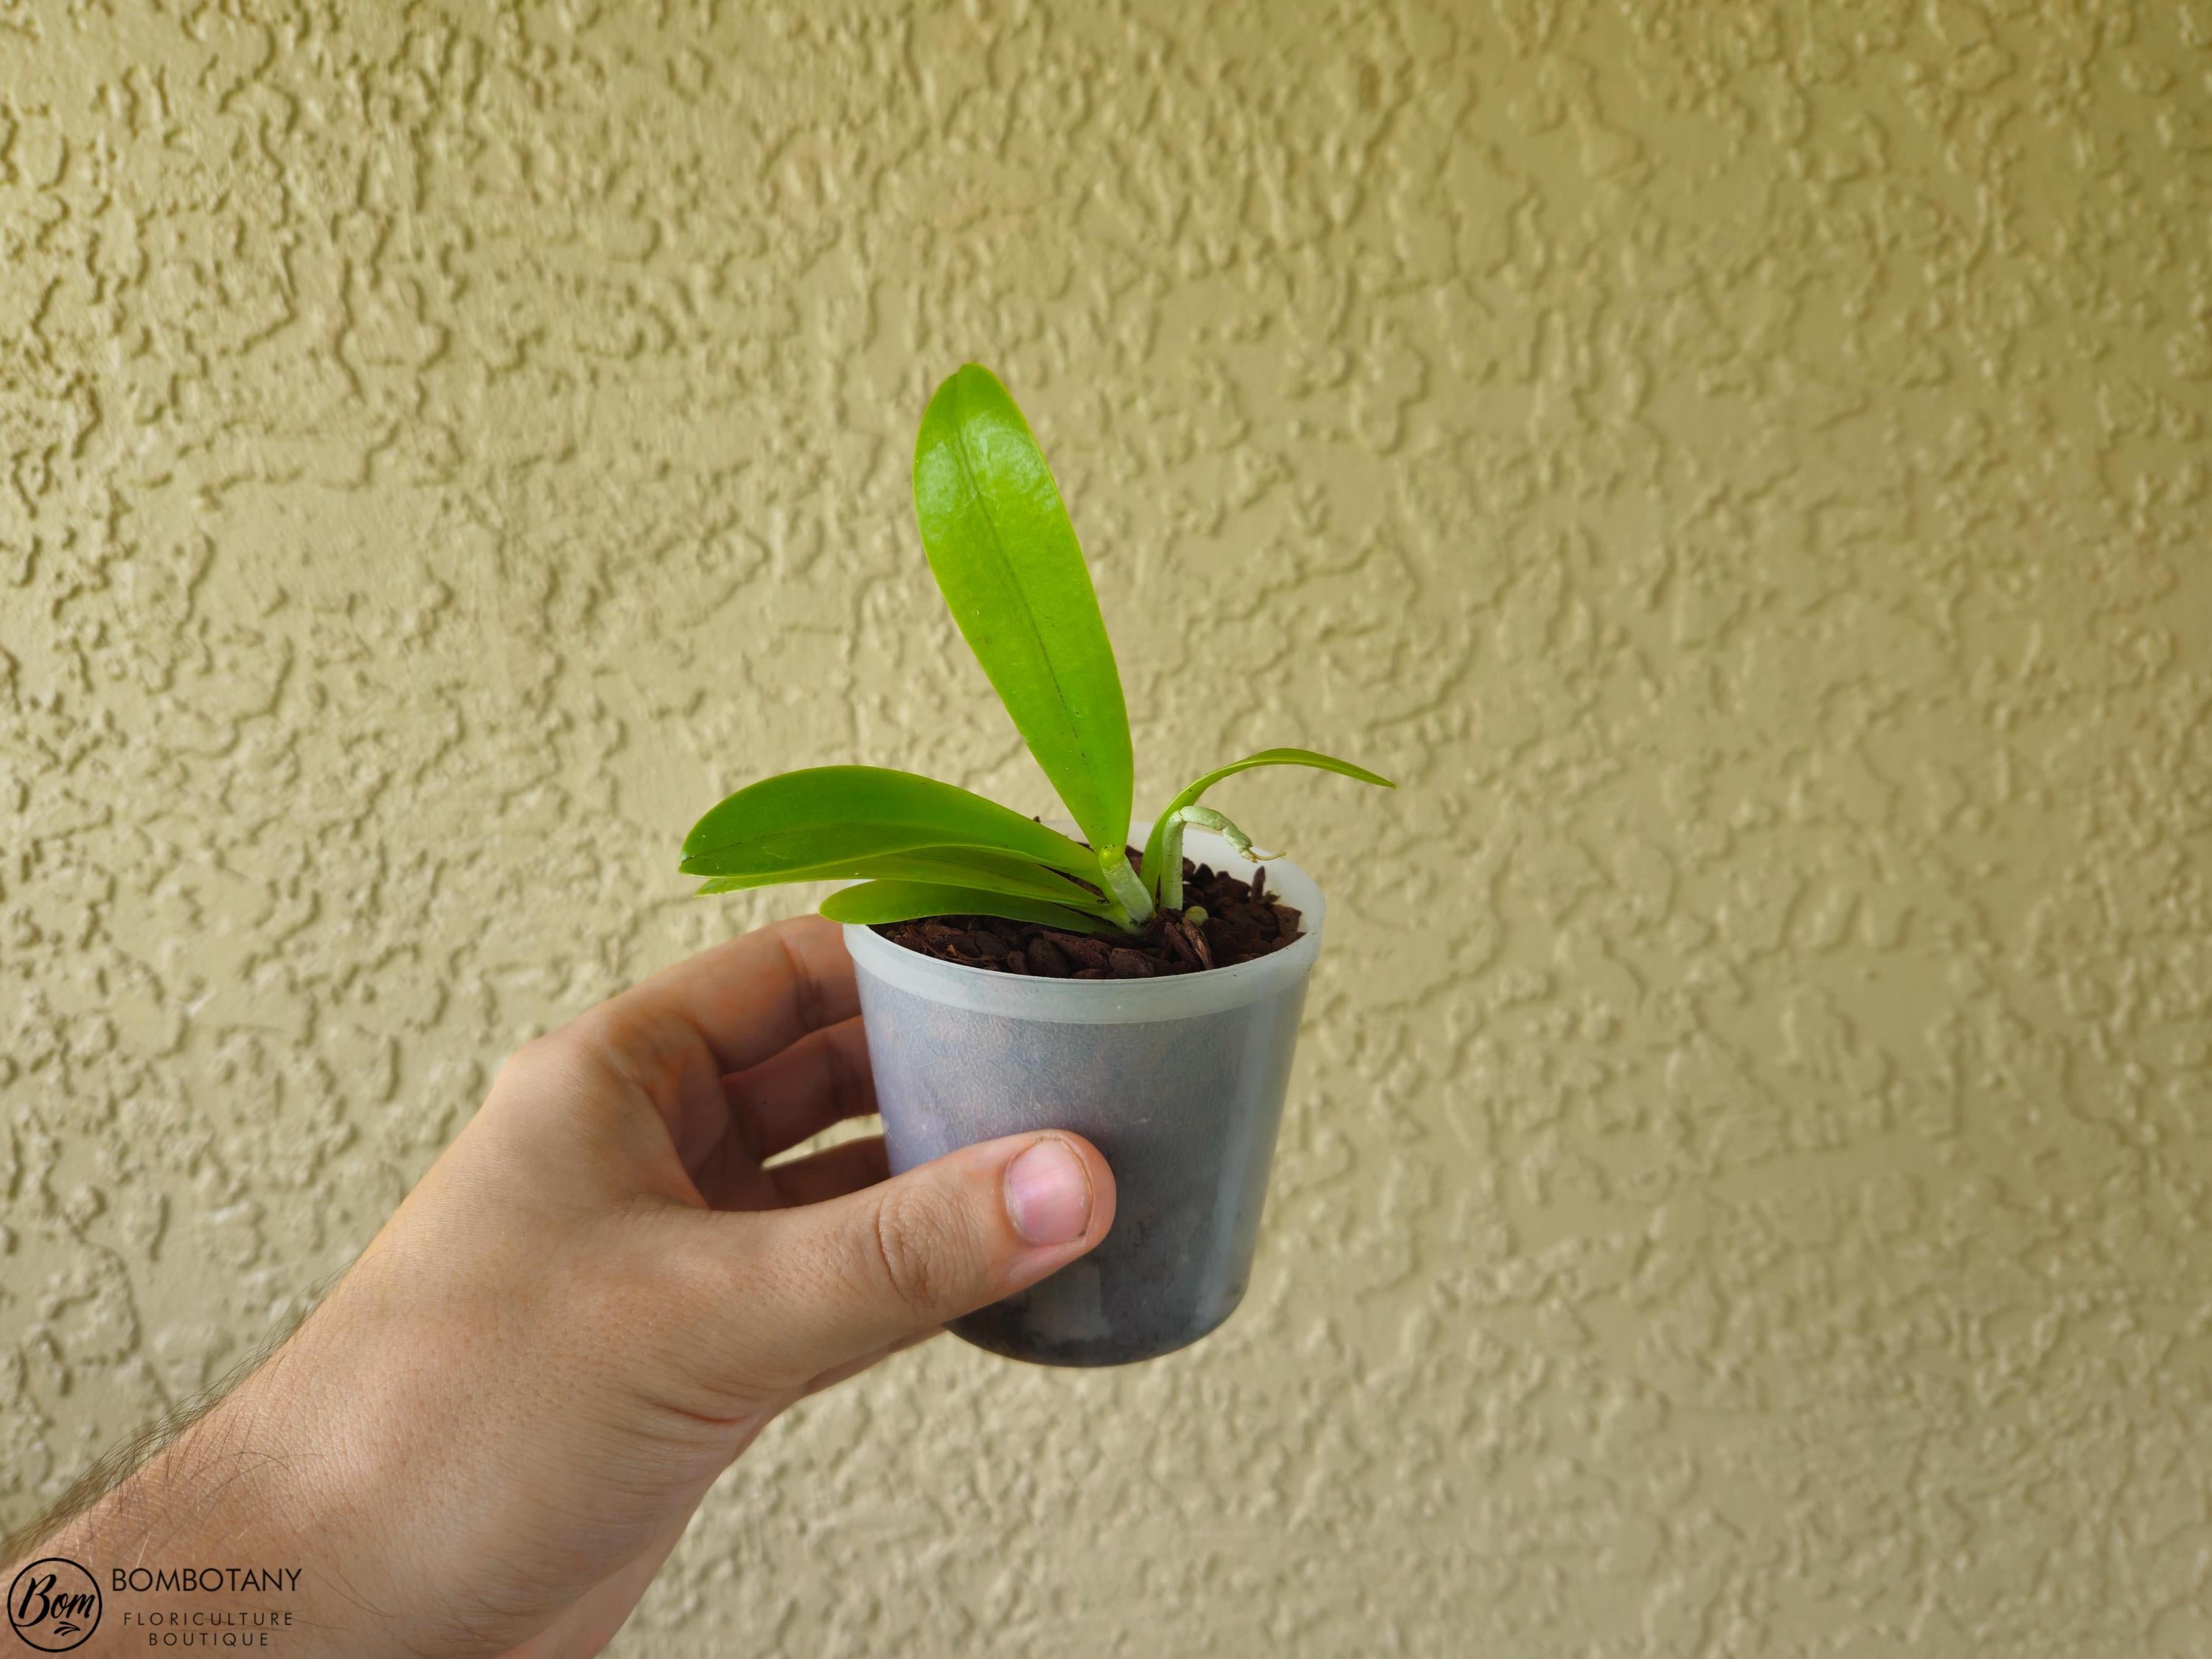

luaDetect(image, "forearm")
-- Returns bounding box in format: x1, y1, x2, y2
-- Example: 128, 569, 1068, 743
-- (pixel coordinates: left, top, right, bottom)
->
7, 1355, 388, 1657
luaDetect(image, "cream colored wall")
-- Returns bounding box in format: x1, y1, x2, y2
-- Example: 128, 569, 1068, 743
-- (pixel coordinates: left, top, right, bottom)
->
4, 1, 2207, 1652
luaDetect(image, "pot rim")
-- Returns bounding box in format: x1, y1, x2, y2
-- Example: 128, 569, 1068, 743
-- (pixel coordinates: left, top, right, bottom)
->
841, 818, 1326, 1025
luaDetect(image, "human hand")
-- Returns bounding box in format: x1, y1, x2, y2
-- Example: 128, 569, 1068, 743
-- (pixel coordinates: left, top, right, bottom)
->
13, 917, 1115, 1658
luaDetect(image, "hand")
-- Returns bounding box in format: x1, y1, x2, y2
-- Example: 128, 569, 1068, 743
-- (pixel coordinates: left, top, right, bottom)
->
14, 917, 1116, 1658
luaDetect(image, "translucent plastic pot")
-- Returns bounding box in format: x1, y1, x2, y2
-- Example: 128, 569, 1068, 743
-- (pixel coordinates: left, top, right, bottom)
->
844, 824, 1324, 1366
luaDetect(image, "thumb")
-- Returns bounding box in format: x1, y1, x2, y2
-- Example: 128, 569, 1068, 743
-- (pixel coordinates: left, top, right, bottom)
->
738, 1131, 1116, 1383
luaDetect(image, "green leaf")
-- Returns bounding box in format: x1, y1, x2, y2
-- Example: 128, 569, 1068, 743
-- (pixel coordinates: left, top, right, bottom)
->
911, 365, 1135, 881
694, 845, 1112, 910
680, 765, 1096, 879
818, 880, 1121, 936
1141, 747, 1396, 902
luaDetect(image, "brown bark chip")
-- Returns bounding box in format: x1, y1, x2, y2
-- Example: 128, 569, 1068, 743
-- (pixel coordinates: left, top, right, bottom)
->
875, 847, 1304, 976
1053, 932, 1113, 970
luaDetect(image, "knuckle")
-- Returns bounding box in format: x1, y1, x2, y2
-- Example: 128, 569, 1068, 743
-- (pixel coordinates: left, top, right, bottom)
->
772, 921, 828, 1033
491, 1031, 565, 1094
869, 1183, 966, 1318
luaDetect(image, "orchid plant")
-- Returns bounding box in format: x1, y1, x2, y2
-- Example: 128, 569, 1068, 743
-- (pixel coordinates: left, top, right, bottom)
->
679, 365, 1391, 942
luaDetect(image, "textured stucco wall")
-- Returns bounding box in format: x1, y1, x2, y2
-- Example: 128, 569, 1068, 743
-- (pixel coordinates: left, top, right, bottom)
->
4, 1, 2209, 1652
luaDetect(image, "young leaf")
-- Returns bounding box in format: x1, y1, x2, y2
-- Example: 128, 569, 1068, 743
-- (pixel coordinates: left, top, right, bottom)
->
819, 880, 1121, 936
681, 765, 1096, 879
911, 365, 1136, 888
1141, 748, 1396, 904
695, 845, 1113, 911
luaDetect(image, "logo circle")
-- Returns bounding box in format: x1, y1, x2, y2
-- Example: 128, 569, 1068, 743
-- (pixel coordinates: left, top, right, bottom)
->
7, 1558, 100, 1652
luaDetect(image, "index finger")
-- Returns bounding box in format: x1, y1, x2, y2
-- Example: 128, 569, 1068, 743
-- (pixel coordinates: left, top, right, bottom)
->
591, 914, 861, 1079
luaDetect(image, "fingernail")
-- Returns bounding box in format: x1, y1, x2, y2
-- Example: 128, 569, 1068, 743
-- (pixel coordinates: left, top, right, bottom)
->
1004, 1138, 1092, 1246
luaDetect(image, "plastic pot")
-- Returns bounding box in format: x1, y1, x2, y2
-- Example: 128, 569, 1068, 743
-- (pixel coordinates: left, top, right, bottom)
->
844, 823, 1324, 1367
